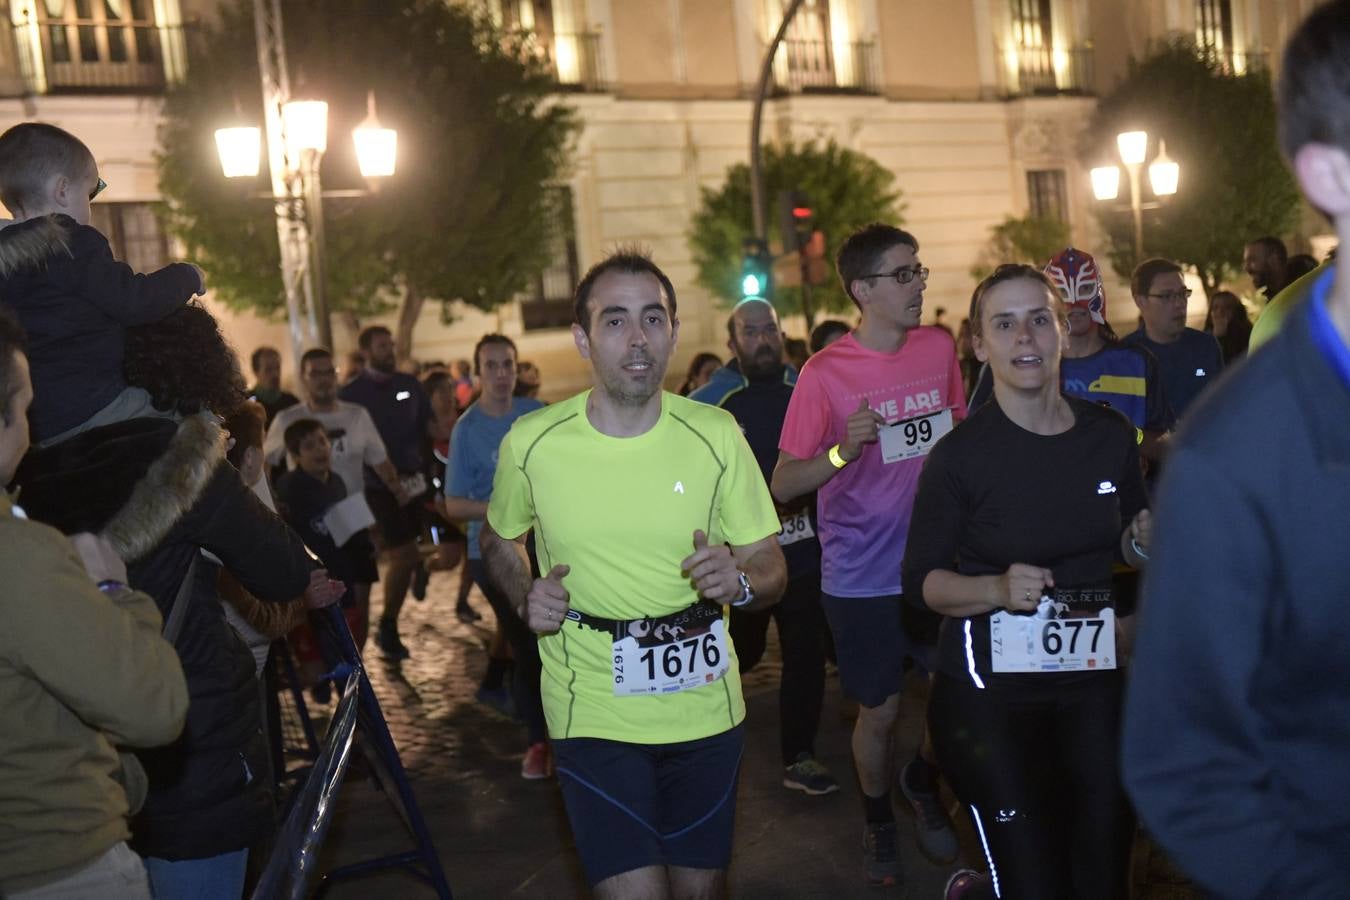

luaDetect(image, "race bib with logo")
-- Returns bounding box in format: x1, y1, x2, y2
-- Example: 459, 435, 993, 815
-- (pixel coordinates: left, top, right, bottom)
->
610, 605, 730, 696
990, 600, 1117, 673
879, 408, 954, 464
776, 509, 816, 546
399, 472, 428, 498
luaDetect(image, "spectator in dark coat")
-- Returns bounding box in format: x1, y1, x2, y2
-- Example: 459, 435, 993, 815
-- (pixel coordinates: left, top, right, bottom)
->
14, 304, 341, 900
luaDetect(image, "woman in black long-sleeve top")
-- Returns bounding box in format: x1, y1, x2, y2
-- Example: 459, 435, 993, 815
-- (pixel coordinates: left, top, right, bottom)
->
902, 265, 1151, 900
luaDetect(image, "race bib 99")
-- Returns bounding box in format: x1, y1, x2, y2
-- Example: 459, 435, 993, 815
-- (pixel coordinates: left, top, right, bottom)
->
879, 408, 953, 464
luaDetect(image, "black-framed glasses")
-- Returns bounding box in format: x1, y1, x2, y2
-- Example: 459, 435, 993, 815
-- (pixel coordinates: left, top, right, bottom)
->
862, 265, 929, 285
1147, 288, 1192, 302
89, 177, 107, 201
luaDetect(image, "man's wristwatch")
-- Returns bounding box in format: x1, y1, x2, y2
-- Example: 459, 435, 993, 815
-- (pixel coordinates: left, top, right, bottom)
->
730, 570, 755, 608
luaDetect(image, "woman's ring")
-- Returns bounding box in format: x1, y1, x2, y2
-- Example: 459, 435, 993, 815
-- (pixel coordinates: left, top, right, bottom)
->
1024, 589, 1031, 602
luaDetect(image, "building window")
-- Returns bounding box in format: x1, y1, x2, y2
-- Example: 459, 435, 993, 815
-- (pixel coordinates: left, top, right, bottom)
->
1195, 0, 1234, 58
16, 0, 173, 93
771, 0, 879, 94
1010, 0, 1056, 93
1027, 170, 1068, 223
491, 0, 605, 91
519, 187, 579, 332
89, 202, 172, 273
1005, 0, 1092, 95
782, 0, 835, 89
1194, 0, 1256, 71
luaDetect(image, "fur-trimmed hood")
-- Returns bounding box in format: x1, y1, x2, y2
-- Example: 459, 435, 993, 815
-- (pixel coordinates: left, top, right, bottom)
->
14, 413, 225, 562
0, 214, 74, 278
13, 410, 314, 862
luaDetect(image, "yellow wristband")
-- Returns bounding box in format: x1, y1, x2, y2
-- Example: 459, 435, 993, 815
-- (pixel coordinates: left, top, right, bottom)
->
828, 444, 849, 469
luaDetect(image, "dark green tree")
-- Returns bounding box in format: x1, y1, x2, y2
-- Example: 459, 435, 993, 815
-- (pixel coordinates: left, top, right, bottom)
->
970, 215, 1072, 281
687, 141, 902, 329
158, 0, 579, 355
1082, 40, 1301, 298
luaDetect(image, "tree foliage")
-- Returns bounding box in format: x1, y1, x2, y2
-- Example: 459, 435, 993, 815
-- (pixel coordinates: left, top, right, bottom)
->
157, 0, 579, 353
1082, 40, 1301, 297
970, 215, 1071, 281
687, 141, 902, 322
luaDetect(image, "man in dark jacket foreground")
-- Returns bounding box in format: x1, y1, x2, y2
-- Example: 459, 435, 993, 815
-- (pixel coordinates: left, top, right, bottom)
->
1122, 4, 1350, 897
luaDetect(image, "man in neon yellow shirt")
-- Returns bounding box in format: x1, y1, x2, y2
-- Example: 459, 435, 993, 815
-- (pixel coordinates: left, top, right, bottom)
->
481, 251, 786, 898
1249, 257, 1333, 352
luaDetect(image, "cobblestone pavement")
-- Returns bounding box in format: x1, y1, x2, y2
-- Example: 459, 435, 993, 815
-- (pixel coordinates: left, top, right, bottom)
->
300, 561, 1198, 899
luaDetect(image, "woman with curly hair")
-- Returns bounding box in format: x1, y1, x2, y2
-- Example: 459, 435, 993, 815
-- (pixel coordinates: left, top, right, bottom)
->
15, 303, 343, 900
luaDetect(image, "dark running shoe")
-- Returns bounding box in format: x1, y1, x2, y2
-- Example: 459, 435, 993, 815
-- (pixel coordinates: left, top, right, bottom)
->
375, 618, 410, 660
455, 601, 482, 623
782, 753, 840, 795
411, 561, 430, 602
899, 759, 959, 864
944, 869, 990, 899
862, 821, 900, 887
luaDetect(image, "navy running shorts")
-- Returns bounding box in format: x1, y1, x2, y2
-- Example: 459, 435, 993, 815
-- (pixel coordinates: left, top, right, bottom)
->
821, 593, 934, 708
553, 723, 745, 886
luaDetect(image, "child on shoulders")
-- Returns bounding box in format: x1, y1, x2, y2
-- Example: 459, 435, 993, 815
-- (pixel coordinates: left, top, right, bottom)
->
0, 122, 204, 446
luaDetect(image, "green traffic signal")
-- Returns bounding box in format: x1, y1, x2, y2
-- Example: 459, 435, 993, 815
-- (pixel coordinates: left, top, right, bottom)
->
740, 236, 771, 299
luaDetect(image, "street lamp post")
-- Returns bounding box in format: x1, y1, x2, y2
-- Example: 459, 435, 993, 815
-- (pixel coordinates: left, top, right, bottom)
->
749, 0, 805, 242
1091, 130, 1179, 259
211, 0, 396, 364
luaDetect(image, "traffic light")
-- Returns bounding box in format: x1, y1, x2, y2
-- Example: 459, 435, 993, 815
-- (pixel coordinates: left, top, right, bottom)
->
778, 190, 814, 253
740, 237, 772, 300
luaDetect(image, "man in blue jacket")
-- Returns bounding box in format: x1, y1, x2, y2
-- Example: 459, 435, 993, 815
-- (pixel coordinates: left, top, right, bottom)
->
1122, 4, 1350, 896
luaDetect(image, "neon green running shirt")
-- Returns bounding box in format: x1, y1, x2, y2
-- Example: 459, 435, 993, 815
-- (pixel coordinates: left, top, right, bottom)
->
486, 390, 780, 744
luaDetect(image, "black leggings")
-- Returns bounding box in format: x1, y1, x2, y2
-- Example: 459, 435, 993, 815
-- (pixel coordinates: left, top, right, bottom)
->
469, 559, 547, 745
728, 573, 828, 765
929, 672, 1133, 900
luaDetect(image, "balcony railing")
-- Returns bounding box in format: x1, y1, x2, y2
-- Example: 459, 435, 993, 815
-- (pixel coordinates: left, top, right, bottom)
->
1004, 43, 1094, 97
13, 18, 186, 94
509, 29, 607, 93
771, 39, 881, 95
1198, 44, 1268, 75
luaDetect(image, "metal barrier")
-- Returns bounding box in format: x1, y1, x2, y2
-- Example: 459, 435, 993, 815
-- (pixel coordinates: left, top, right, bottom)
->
251, 605, 453, 899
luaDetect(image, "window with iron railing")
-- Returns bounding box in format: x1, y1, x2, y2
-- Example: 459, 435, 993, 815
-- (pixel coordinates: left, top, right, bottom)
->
772, 39, 879, 94
1027, 170, 1068, 223
13, 0, 184, 93
90, 202, 173, 273
1194, 0, 1265, 75
769, 0, 878, 95
519, 187, 579, 332
1004, 0, 1092, 96
1195, 0, 1234, 61
491, 0, 606, 91
543, 31, 606, 92
1010, 0, 1055, 91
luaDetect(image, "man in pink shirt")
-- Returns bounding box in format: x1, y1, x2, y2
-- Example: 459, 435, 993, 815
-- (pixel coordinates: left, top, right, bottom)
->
773, 223, 967, 887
